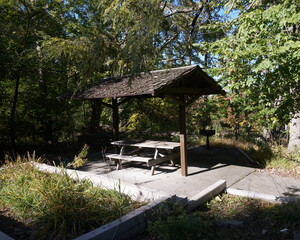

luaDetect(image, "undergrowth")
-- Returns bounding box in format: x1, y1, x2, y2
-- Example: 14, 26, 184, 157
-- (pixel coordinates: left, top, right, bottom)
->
66, 144, 89, 168
148, 203, 213, 240
267, 145, 300, 170
207, 137, 300, 171
0, 155, 143, 239
148, 194, 300, 240
196, 194, 300, 240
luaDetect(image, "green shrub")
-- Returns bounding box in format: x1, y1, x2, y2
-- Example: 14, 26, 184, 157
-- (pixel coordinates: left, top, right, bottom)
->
266, 145, 300, 170
0, 155, 142, 239
148, 205, 213, 240
67, 144, 89, 168
208, 137, 300, 170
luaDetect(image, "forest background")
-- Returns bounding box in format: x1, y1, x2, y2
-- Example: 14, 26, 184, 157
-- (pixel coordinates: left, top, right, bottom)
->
0, 0, 299, 160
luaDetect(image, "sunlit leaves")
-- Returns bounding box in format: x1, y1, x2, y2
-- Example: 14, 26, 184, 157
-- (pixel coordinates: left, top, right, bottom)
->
205, 0, 300, 125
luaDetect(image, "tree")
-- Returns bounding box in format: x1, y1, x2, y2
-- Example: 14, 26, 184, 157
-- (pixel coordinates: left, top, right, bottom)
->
0, 0, 79, 148
204, 0, 300, 148
40, 0, 226, 138
0, 0, 229, 149
288, 113, 300, 151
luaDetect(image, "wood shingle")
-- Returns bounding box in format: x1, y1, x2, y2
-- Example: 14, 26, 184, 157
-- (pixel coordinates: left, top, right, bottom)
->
78, 65, 225, 99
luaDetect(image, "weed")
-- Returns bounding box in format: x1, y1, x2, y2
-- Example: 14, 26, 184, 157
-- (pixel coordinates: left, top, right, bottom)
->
149, 194, 300, 240
266, 145, 300, 170
67, 144, 89, 169
207, 137, 300, 171
195, 194, 300, 240
148, 204, 213, 240
0, 154, 143, 239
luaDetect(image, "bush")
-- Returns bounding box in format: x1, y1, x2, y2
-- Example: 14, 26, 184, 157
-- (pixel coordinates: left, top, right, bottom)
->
266, 145, 300, 170
148, 205, 213, 240
0, 155, 142, 239
67, 144, 89, 168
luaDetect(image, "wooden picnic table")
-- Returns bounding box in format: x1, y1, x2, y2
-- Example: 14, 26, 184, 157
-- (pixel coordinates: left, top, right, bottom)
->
106, 140, 180, 175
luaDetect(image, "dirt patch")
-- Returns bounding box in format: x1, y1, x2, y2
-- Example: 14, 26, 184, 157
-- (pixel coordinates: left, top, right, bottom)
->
255, 168, 300, 180
0, 208, 34, 240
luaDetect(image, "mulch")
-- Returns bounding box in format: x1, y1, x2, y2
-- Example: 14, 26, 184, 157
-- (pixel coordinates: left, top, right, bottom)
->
255, 167, 300, 180
0, 208, 34, 240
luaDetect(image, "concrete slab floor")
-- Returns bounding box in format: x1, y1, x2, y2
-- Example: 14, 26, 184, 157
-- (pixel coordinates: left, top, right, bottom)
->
79, 146, 255, 199
231, 172, 300, 200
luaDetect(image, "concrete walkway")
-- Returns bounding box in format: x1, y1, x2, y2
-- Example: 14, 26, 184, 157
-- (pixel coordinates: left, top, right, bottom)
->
229, 171, 300, 202
79, 146, 300, 202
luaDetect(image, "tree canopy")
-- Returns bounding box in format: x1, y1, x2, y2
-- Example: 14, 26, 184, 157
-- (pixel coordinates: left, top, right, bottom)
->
205, 0, 300, 124
0, 0, 299, 151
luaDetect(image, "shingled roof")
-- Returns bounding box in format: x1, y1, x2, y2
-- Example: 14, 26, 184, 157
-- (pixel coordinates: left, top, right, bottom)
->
78, 65, 225, 99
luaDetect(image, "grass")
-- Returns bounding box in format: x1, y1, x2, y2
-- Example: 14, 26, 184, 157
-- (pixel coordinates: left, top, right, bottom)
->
148, 203, 214, 240
204, 136, 300, 171
0, 155, 144, 239
196, 194, 300, 240
266, 145, 300, 170
148, 194, 300, 240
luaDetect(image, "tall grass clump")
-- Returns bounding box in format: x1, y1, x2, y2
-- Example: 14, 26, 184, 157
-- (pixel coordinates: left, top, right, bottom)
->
266, 145, 300, 170
208, 136, 300, 171
208, 137, 272, 167
67, 144, 89, 168
0, 154, 143, 239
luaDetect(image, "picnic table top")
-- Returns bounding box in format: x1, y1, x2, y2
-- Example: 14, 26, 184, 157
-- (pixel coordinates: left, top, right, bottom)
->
111, 140, 180, 150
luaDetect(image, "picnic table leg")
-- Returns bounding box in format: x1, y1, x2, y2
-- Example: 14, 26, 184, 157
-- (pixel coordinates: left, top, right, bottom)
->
116, 146, 124, 170
114, 159, 118, 167
151, 166, 155, 175
116, 159, 122, 170
168, 150, 175, 166
150, 149, 159, 175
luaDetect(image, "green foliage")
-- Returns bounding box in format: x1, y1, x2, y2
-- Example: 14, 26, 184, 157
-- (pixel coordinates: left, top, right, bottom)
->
148, 204, 213, 240
266, 145, 300, 170
0, 156, 143, 239
0, 0, 90, 146
195, 193, 300, 240
204, 0, 300, 124
1, 0, 225, 147
67, 144, 89, 168
120, 98, 178, 139
1, 0, 298, 154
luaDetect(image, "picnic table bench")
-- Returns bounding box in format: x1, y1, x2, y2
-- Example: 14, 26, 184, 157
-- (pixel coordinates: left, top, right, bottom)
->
106, 140, 180, 175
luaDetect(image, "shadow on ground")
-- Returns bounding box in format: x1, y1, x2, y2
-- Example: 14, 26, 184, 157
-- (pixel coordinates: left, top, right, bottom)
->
78, 146, 256, 176
0, 208, 33, 240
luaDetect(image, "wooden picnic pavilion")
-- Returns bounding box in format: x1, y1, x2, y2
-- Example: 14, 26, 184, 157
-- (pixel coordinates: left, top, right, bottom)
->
78, 65, 225, 176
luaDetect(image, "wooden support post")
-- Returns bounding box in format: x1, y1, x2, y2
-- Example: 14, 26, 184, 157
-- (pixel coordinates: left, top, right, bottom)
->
179, 95, 188, 176
112, 98, 119, 153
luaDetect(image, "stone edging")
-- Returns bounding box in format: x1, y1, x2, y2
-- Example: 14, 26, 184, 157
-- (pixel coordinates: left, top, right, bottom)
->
75, 195, 176, 240
227, 188, 280, 203
0, 231, 15, 240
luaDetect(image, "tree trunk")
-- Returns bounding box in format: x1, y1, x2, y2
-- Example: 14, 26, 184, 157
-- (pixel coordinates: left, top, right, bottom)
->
37, 43, 53, 144
89, 99, 103, 133
288, 112, 300, 152
10, 73, 20, 150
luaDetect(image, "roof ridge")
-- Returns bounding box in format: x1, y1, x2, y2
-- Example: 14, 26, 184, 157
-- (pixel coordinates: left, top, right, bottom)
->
148, 65, 198, 74
102, 65, 198, 80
